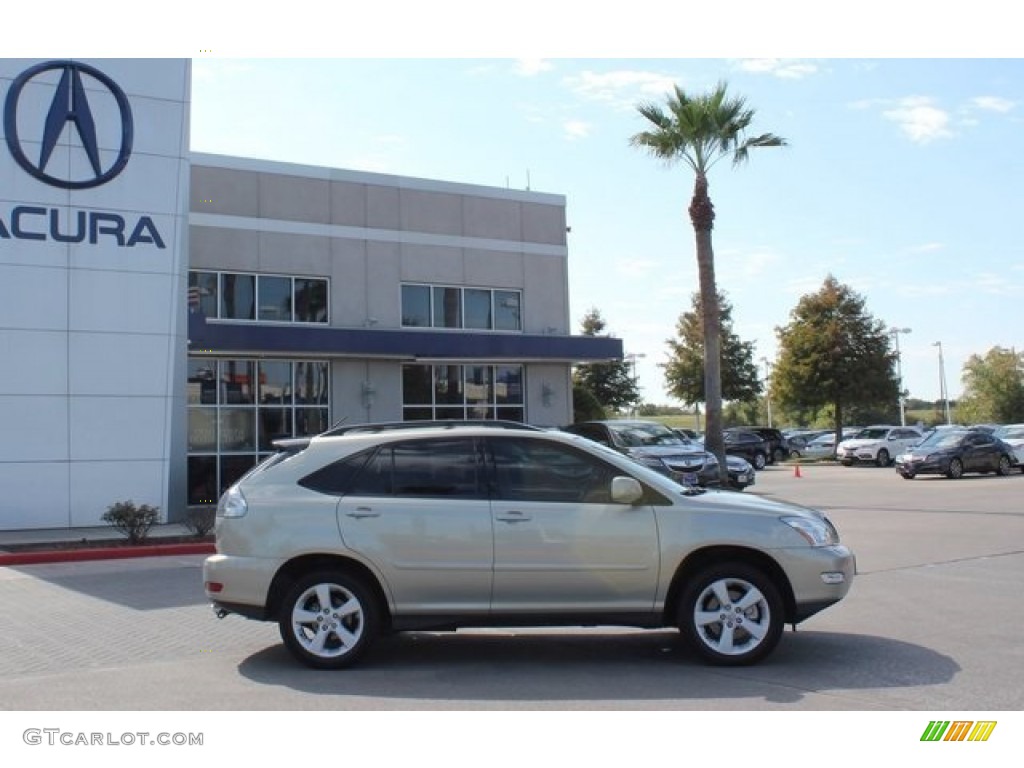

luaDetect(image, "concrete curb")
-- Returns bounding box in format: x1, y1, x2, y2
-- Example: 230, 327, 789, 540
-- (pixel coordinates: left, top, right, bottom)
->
0, 542, 215, 567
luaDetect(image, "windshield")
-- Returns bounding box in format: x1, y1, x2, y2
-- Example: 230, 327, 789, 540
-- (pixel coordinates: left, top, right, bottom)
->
855, 428, 890, 440
607, 422, 687, 448
916, 430, 967, 449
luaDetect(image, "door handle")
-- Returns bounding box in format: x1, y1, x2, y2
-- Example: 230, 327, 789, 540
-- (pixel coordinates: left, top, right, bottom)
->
495, 511, 531, 523
346, 507, 380, 519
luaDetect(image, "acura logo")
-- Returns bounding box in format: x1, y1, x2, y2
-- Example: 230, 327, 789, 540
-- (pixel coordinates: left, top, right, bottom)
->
4, 60, 133, 189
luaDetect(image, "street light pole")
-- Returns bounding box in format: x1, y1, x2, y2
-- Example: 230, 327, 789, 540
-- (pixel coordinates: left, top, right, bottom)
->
760, 357, 773, 428
933, 341, 951, 425
889, 327, 912, 426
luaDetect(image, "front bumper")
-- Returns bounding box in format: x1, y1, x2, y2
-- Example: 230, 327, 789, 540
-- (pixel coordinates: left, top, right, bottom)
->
895, 455, 948, 475
778, 544, 856, 623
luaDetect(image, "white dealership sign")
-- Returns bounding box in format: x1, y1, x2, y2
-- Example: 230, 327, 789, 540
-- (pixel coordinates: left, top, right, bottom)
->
0, 59, 191, 529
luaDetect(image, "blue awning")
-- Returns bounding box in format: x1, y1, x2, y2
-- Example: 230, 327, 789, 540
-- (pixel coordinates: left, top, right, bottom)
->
188, 312, 623, 363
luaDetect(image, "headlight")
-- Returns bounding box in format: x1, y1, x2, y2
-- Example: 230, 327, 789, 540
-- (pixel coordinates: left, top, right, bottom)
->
781, 515, 839, 547
217, 486, 248, 518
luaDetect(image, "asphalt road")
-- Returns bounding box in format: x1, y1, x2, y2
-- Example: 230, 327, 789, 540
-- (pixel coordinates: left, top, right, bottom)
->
2, 463, 1022, 711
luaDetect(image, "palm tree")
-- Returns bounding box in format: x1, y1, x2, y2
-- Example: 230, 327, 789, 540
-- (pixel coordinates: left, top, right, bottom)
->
630, 81, 786, 480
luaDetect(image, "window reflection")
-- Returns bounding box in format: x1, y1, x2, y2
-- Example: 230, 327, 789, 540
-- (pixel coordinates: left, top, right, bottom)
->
401, 363, 524, 422
221, 274, 255, 320
258, 276, 292, 321
187, 356, 329, 505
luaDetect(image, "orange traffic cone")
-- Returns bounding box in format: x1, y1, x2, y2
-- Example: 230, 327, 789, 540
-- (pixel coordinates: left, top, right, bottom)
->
793, 463, 802, 478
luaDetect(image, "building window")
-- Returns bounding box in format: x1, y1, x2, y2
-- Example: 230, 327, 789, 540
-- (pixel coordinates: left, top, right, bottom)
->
258, 275, 292, 321
401, 284, 522, 332
188, 271, 329, 324
187, 357, 330, 504
221, 274, 255, 320
401, 363, 524, 422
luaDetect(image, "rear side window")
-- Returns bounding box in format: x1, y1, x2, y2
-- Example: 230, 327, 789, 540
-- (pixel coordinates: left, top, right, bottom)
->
299, 438, 483, 498
298, 449, 374, 495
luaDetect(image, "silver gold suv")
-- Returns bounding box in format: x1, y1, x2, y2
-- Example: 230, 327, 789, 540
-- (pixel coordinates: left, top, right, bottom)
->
203, 422, 855, 669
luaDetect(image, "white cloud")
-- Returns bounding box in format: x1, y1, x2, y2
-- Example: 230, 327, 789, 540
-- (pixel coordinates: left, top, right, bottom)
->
973, 272, 1021, 295
515, 59, 553, 77
563, 69, 677, 109
735, 59, 819, 79
563, 119, 591, 140
970, 96, 1015, 113
882, 97, 953, 144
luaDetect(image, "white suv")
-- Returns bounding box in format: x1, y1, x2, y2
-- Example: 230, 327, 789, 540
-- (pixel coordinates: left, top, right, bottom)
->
203, 422, 855, 669
837, 425, 924, 467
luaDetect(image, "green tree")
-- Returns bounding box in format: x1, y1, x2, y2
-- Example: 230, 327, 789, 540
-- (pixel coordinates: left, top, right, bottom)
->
572, 383, 606, 423
957, 346, 1024, 423
572, 308, 639, 415
662, 290, 762, 407
631, 82, 786, 479
772, 276, 899, 443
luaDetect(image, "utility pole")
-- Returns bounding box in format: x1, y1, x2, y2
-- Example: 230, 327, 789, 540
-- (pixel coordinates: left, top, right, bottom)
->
760, 357, 773, 428
889, 327, 912, 426
933, 341, 951, 424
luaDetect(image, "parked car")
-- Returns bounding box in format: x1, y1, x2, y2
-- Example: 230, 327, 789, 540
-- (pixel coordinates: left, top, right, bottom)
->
784, 429, 831, 457
728, 427, 790, 464
895, 428, 1017, 479
566, 420, 755, 491
837, 425, 924, 467
801, 432, 840, 461
720, 429, 770, 470
991, 424, 1024, 471
203, 421, 855, 669
800, 428, 864, 461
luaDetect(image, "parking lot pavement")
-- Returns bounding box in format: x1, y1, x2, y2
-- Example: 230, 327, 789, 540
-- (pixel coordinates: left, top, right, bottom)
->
1, 464, 1022, 711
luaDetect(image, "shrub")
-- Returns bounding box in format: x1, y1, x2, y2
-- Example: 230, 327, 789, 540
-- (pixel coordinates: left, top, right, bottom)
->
101, 501, 161, 545
183, 507, 216, 538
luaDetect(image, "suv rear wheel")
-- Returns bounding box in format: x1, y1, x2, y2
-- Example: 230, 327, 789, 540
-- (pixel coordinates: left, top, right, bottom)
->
678, 563, 784, 666
279, 570, 379, 669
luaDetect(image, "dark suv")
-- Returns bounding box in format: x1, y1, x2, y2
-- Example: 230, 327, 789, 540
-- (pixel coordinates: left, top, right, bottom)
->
728, 427, 790, 464
722, 430, 770, 470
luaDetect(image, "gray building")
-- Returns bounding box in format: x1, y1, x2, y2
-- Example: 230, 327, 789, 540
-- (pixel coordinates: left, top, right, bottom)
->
1, 58, 620, 531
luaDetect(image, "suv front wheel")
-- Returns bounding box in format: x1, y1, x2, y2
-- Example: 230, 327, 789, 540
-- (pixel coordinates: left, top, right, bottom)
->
279, 570, 380, 669
678, 562, 784, 666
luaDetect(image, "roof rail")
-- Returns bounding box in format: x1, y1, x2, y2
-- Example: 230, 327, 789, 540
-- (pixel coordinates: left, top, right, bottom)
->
319, 419, 545, 437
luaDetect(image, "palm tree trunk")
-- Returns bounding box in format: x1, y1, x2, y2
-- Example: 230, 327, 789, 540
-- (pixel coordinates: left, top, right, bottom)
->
689, 173, 727, 483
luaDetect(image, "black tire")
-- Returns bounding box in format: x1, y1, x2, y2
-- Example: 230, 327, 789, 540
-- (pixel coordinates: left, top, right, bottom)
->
278, 570, 379, 670
752, 452, 767, 471
678, 562, 784, 666
946, 458, 964, 480
875, 449, 890, 468
996, 455, 1012, 476
772, 448, 786, 464
899, 471, 915, 480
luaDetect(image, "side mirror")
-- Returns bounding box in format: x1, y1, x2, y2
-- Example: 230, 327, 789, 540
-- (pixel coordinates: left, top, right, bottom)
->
611, 476, 644, 505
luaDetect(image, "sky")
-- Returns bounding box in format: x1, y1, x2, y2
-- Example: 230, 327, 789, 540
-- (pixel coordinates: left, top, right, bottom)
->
13, 4, 1023, 407
186, 56, 1024, 406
